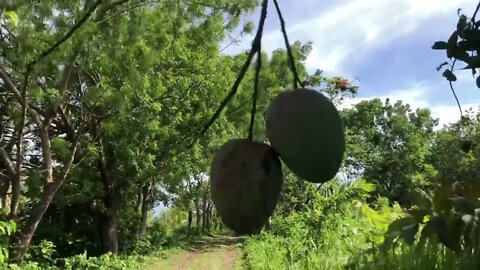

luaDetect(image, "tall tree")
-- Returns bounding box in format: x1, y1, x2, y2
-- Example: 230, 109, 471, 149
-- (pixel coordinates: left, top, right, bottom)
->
0, 0, 259, 261
342, 98, 438, 207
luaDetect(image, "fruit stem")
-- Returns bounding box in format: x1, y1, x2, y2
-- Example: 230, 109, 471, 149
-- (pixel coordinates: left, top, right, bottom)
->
273, 0, 305, 89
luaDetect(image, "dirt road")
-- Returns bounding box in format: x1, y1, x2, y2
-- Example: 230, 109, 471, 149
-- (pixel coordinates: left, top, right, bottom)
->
144, 234, 245, 270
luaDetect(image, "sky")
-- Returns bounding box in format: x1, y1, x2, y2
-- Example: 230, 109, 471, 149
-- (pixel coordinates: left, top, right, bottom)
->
221, 0, 480, 127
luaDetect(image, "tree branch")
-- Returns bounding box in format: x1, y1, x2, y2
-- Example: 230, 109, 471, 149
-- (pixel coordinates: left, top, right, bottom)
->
58, 140, 80, 184
471, 1, 480, 24
95, 0, 131, 21
27, 0, 103, 68
248, 49, 262, 141
272, 0, 304, 89
448, 59, 463, 118
0, 147, 15, 177
0, 68, 44, 127
187, 0, 269, 148
95, 0, 158, 23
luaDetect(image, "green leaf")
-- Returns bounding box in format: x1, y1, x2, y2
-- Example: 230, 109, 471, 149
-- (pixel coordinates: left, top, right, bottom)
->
447, 31, 459, 59
407, 209, 431, 223
442, 69, 457, 81
52, 137, 71, 160
464, 29, 480, 41
401, 223, 419, 245
432, 41, 448, 50
457, 15, 468, 36
465, 55, 480, 68
242, 21, 254, 34
433, 181, 453, 213
429, 216, 462, 252
381, 231, 400, 254
449, 197, 475, 214
385, 216, 417, 235
418, 220, 435, 245
5, 11, 19, 28
435, 62, 449, 71
452, 49, 470, 62
458, 40, 477, 51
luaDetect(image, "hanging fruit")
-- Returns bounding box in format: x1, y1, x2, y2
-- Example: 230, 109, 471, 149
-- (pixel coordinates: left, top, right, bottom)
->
210, 139, 283, 234
266, 88, 345, 183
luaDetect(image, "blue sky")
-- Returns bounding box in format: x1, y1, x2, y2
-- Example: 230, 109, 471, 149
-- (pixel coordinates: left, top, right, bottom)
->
221, 0, 480, 127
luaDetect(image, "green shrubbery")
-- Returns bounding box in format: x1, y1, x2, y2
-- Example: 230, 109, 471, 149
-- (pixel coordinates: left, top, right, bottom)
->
243, 176, 480, 270
7, 252, 144, 270
244, 180, 402, 269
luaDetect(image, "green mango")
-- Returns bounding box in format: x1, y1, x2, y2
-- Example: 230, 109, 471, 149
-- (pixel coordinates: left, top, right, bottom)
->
210, 139, 283, 234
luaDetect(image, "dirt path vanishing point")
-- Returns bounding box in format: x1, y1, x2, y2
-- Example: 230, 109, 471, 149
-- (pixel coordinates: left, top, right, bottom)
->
144, 233, 245, 270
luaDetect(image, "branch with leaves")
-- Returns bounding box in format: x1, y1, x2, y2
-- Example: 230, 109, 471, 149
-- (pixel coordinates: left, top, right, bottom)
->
189, 0, 305, 148
432, 2, 480, 118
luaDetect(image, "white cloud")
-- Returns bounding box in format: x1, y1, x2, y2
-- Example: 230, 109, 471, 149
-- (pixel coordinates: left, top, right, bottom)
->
340, 82, 478, 127
258, 0, 477, 74
220, 0, 480, 122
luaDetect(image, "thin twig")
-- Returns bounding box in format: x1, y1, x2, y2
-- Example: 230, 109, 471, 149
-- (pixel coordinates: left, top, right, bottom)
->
449, 81, 463, 118
95, 0, 158, 24
471, 1, 480, 24
187, 0, 269, 148
220, 32, 244, 53
449, 59, 463, 118
248, 49, 262, 141
188, 0, 222, 8
27, 0, 103, 68
272, 0, 304, 89
226, 97, 252, 116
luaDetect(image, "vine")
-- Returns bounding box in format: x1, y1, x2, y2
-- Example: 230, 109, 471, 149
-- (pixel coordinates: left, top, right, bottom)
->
191, 0, 304, 146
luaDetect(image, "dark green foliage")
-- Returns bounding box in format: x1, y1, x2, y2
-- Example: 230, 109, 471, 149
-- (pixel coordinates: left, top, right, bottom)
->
266, 88, 345, 183
243, 180, 400, 269
342, 98, 437, 207
210, 139, 283, 234
432, 6, 480, 88
376, 177, 480, 269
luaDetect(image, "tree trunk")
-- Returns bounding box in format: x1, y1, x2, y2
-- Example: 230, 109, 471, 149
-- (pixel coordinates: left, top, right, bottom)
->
97, 149, 119, 254
264, 216, 272, 231
10, 66, 28, 219
9, 182, 61, 262
8, 140, 78, 263
194, 198, 201, 230
0, 134, 19, 217
138, 184, 150, 236
98, 211, 118, 253
10, 173, 20, 218
0, 178, 9, 211
206, 204, 212, 232
201, 193, 207, 232
135, 186, 143, 213
96, 191, 118, 254
187, 209, 193, 236
213, 208, 219, 230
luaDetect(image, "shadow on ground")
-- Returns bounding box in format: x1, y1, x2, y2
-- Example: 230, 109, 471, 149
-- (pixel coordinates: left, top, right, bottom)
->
186, 233, 244, 253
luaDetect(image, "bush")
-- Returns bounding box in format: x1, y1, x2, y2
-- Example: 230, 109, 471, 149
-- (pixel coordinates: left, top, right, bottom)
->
244, 180, 402, 269
61, 252, 143, 270
8, 252, 146, 270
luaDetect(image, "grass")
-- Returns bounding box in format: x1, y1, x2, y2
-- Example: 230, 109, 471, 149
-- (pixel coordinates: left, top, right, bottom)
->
141, 248, 188, 270
141, 233, 245, 270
